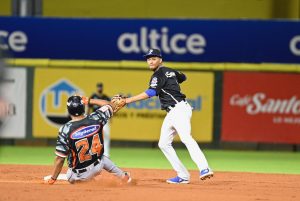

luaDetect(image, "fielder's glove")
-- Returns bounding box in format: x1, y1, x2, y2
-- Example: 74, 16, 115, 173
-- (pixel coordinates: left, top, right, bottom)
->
111, 94, 127, 113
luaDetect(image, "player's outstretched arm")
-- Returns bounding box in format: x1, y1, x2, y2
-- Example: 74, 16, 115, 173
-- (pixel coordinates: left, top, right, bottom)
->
82, 96, 115, 112
87, 96, 93, 114
89, 99, 112, 107
45, 156, 65, 184
125, 92, 149, 104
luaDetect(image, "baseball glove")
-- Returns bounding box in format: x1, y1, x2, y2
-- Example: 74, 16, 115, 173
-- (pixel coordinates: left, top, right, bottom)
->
111, 94, 127, 113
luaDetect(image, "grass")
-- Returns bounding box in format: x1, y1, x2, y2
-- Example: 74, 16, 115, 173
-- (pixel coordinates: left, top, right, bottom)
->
1, 146, 300, 174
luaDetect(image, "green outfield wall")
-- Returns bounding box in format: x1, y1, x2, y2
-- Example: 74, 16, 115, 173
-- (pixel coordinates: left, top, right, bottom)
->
42, 0, 300, 19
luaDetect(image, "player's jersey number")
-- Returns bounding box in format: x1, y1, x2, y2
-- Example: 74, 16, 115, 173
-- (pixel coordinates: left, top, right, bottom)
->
75, 134, 102, 163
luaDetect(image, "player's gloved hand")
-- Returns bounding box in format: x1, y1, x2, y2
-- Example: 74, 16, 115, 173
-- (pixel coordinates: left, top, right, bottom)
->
81, 96, 90, 105
111, 94, 127, 113
44, 176, 56, 185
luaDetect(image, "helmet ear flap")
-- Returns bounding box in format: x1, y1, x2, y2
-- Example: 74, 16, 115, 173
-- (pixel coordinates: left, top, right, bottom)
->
67, 95, 85, 116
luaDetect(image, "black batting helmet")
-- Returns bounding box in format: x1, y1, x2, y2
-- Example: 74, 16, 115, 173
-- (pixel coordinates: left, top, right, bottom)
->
67, 95, 85, 116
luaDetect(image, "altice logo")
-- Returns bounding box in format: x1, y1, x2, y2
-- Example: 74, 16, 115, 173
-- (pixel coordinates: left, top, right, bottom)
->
117, 27, 206, 55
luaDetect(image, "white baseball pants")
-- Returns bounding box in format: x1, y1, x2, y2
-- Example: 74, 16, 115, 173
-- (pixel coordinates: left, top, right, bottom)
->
158, 100, 210, 180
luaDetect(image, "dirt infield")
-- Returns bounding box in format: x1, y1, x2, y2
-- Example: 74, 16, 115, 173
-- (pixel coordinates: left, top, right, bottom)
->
0, 164, 299, 201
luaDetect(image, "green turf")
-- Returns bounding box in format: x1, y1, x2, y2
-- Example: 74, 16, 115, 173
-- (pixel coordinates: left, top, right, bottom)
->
1, 146, 300, 174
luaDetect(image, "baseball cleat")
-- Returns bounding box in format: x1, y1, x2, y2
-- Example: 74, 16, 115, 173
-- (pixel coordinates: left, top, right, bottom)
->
122, 172, 132, 183
200, 168, 214, 180
166, 176, 190, 184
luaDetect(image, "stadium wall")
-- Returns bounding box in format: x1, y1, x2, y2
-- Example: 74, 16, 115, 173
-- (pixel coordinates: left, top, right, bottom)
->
1, 17, 300, 150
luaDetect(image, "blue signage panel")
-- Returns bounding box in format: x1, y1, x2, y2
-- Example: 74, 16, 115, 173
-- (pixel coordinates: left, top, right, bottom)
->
1, 17, 300, 63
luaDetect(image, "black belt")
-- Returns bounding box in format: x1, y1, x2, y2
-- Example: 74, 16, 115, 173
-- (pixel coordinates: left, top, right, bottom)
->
72, 159, 100, 174
165, 99, 186, 112
166, 105, 175, 112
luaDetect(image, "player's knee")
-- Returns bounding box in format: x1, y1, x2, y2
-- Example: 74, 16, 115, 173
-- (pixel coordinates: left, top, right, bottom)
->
158, 141, 165, 149
180, 135, 195, 145
158, 140, 168, 150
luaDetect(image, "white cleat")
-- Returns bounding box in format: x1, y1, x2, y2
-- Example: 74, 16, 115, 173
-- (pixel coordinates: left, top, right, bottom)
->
200, 168, 214, 180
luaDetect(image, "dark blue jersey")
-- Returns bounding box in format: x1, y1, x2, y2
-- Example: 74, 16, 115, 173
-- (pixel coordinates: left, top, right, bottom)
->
148, 66, 186, 110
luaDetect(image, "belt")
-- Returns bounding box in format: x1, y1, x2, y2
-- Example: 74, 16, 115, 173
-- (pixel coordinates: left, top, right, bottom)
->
166, 105, 175, 112
72, 159, 100, 174
165, 99, 186, 112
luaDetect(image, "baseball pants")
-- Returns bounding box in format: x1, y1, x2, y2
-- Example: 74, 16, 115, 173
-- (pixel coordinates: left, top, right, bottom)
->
158, 100, 210, 180
66, 155, 124, 183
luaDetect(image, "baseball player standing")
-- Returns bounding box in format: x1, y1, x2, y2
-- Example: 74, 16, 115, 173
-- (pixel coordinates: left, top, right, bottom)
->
124, 49, 213, 184
89, 83, 111, 157
44, 95, 131, 184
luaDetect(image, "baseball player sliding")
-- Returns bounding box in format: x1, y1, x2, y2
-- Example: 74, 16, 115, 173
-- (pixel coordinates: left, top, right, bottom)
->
44, 95, 131, 184
120, 49, 213, 184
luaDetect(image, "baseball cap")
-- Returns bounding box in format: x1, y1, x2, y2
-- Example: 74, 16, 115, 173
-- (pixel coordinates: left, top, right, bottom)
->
143, 49, 162, 59
97, 82, 103, 88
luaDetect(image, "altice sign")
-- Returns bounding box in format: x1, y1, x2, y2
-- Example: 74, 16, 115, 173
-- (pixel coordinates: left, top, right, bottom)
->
0, 30, 28, 52
290, 35, 300, 56
117, 26, 206, 55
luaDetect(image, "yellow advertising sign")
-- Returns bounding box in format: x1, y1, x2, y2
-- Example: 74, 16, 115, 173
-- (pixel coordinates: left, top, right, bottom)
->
33, 68, 214, 142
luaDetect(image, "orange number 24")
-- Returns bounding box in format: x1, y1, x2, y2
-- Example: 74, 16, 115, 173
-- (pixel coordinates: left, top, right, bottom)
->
75, 134, 102, 163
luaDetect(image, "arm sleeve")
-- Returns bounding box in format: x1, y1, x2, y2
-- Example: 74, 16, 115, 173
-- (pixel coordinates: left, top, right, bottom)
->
92, 104, 113, 125
175, 71, 187, 83
55, 126, 70, 158
145, 89, 157, 97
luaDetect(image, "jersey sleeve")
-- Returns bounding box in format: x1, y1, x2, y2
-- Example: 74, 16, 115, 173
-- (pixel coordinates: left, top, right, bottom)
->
55, 125, 70, 158
90, 105, 113, 125
148, 74, 166, 95
175, 70, 187, 83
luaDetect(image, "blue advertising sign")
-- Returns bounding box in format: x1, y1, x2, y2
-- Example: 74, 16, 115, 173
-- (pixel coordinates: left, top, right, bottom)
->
1, 17, 300, 63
